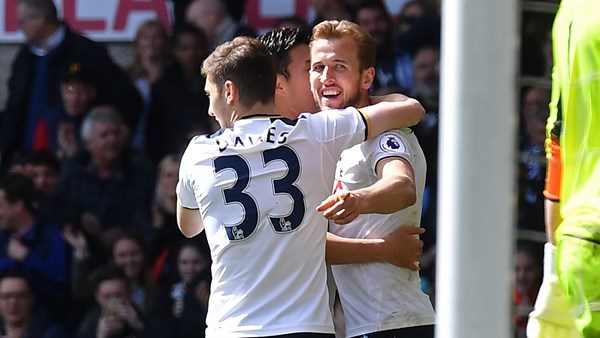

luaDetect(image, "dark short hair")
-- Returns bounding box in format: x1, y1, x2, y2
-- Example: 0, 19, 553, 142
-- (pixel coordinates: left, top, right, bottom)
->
62, 62, 96, 87
172, 23, 210, 58
202, 36, 276, 107
24, 150, 61, 174
259, 27, 310, 80
0, 270, 32, 288
355, 0, 391, 21
0, 270, 34, 299
18, 0, 59, 24
0, 174, 36, 213
91, 265, 129, 293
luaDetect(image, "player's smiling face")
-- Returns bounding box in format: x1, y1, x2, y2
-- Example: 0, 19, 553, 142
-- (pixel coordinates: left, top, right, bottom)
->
310, 37, 369, 110
204, 77, 229, 128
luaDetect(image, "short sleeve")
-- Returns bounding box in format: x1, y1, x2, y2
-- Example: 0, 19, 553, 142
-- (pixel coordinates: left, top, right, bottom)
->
176, 146, 200, 209
361, 129, 415, 177
306, 107, 367, 150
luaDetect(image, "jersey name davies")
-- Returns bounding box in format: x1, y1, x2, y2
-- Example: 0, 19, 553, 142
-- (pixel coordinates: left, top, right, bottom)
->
217, 126, 290, 152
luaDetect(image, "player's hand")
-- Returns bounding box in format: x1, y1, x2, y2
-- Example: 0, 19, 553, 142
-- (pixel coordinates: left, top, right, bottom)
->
381, 226, 425, 271
317, 190, 362, 224
527, 243, 581, 338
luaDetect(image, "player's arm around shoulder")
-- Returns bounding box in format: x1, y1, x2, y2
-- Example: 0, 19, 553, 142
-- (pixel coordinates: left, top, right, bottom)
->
326, 229, 424, 270
361, 94, 425, 140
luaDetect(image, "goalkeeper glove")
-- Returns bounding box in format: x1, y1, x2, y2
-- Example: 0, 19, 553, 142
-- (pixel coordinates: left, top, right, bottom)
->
527, 242, 581, 338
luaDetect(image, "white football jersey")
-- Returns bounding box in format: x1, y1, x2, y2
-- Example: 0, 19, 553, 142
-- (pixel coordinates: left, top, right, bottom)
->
177, 108, 367, 337
329, 129, 436, 337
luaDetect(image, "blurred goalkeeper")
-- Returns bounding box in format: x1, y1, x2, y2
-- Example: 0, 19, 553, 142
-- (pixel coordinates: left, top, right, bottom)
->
527, 0, 600, 337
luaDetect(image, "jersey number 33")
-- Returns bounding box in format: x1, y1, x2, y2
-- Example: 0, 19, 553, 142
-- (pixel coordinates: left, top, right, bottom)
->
213, 145, 306, 241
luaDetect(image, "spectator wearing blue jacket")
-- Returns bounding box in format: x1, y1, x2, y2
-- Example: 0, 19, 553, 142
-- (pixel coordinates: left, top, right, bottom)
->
0, 173, 70, 320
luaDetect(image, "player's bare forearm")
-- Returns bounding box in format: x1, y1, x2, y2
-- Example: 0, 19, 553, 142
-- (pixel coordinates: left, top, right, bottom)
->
317, 158, 415, 224
370, 93, 422, 127
326, 232, 385, 264
353, 176, 415, 214
361, 98, 425, 140
176, 203, 205, 238
358, 157, 416, 214
326, 228, 424, 270
544, 198, 562, 244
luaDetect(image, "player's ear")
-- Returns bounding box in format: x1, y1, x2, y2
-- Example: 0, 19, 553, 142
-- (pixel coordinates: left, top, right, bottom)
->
361, 67, 375, 90
275, 74, 287, 95
224, 80, 237, 105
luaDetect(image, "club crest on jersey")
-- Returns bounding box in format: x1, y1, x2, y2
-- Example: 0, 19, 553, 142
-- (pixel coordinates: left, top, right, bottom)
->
279, 218, 292, 232
231, 226, 245, 239
379, 134, 406, 153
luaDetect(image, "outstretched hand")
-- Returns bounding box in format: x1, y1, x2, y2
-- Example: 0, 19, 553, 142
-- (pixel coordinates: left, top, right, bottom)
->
317, 190, 362, 224
381, 226, 425, 271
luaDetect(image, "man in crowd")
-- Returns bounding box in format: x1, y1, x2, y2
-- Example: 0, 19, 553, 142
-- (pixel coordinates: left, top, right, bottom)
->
1, 0, 141, 168
0, 173, 70, 319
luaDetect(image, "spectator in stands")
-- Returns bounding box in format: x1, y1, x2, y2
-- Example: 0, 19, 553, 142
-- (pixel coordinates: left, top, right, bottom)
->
21, 150, 64, 225
0, 174, 70, 320
110, 234, 170, 319
517, 87, 550, 233
56, 106, 154, 259
355, 0, 413, 94
274, 16, 309, 31
519, 86, 551, 150
395, 0, 440, 58
411, 43, 440, 251
23, 151, 60, 198
0, 270, 69, 337
147, 25, 214, 164
513, 240, 543, 338
129, 20, 172, 154
393, 0, 432, 41
75, 266, 148, 338
56, 62, 99, 160
69, 233, 172, 338
149, 154, 207, 286
168, 240, 211, 338
411, 44, 440, 113
0, 0, 142, 168
309, 0, 353, 28
185, 0, 256, 50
